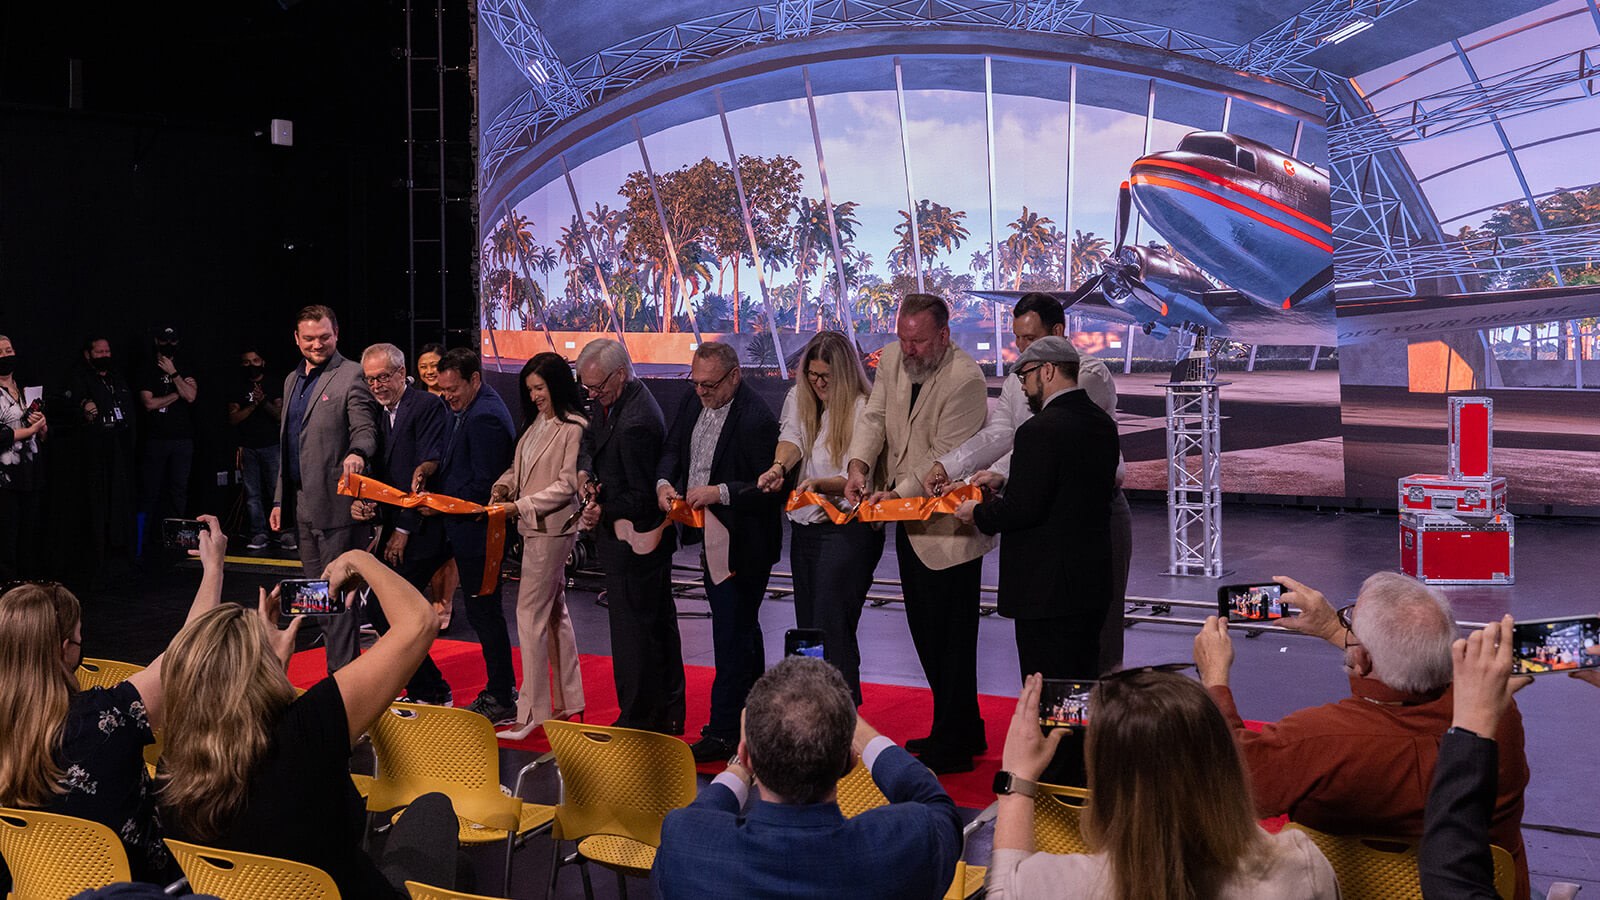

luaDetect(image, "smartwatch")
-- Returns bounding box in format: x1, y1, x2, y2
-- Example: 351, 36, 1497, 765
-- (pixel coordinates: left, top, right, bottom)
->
992, 770, 1037, 798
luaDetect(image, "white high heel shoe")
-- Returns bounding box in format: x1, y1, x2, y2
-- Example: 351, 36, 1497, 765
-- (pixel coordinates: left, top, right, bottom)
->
495, 719, 540, 741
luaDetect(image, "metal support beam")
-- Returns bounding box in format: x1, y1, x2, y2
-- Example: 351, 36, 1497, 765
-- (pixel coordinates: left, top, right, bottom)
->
480, 0, 587, 118
775, 0, 816, 38
801, 66, 860, 341
633, 121, 705, 343
716, 89, 789, 378
893, 57, 925, 294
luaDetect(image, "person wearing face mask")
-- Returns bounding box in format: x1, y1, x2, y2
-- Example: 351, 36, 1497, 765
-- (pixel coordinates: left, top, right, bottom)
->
138, 327, 199, 556
54, 336, 138, 578
228, 349, 285, 551
0, 335, 48, 580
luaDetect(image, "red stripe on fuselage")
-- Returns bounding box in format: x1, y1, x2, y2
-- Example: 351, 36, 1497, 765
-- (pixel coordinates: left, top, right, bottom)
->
1130, 173, 1335, 254
1134, 157, 1331, 235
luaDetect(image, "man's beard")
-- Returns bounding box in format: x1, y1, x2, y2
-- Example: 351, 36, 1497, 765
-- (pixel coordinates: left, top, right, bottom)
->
903, 348, 942, 383
1025, 389, 1043, 414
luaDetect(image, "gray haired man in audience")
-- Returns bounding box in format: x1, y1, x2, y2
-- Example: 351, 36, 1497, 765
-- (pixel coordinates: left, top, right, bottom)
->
1193, 571, 1532, 900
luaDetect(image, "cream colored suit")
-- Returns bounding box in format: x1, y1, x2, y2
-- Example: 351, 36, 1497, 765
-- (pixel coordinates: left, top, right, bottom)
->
847, 343, 995, 570
491, 414, 586, 728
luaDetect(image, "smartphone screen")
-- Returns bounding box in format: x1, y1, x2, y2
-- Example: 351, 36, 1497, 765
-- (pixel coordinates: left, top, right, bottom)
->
1218, 583, 1291, 622
1039, 679, 1095, 729
1511, 616, 1600, 675
162, 518, 205, 551
278, 579, 345, 616
784, 628, 827, 661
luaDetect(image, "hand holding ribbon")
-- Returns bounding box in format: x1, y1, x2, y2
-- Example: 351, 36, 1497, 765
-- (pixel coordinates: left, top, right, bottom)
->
784, 483, 984, 525
337, 473, 507, 596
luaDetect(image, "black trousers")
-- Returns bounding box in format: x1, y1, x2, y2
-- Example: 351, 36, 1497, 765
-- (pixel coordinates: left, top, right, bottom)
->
597, 532, 685, 731
1014, 611, 1106, 683
361, 529, 452, 701
1098, 489, 1134, 674
791, 518, 885, 704
0, 488, 42, 581
896, 524, 984, 751
701, 567, 769, 741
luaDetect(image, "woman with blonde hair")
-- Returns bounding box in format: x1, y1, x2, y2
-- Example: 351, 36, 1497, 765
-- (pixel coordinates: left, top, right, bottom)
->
488, 352, 588, 740
0, 516, 227, 882
159, 550, 460, 897
757, 330, 883, 703
987, 671, 1338, 900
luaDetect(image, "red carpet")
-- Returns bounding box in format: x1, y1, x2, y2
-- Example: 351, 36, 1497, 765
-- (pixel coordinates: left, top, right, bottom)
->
289, 639, 1020, 808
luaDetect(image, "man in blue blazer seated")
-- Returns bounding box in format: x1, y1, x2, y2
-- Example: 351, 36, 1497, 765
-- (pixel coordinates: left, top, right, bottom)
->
653, 657, 963, 899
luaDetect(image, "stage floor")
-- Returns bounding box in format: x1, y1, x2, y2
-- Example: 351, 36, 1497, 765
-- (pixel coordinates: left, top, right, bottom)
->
78, 498, 1600, 897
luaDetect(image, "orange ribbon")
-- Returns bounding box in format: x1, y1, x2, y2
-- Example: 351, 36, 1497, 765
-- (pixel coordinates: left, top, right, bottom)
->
666, 499, 705, 529
784, 483, 984, 524
338, 473, 507, 597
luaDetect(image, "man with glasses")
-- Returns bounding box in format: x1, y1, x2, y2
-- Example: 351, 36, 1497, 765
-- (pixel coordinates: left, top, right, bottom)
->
574, 338, 685, 735
953, 336, 1120, 684
842, 293, 992, 774
1192, 572, 1531, 899
656, 342, 783, 762
924, 292, 1131, 674
271, 305, 380, 675
347, 342, 452, 705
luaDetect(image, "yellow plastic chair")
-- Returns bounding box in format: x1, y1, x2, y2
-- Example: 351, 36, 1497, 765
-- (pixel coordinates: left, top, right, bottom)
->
405, 880, 508, 900
75, 657, 164, 773
1285, 823, 1516, 900
365, 702, 555, 894
0, 807, 131, 899
75, 657, 146, 690
543, 720, 698, 900
834, 762, 987, 900
1032, 782, 1092, 855
166, 839, 339, 899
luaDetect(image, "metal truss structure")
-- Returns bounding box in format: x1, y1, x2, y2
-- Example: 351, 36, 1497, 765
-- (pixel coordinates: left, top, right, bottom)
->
479, 0, 1600, 302
1165, 381, 1224, 578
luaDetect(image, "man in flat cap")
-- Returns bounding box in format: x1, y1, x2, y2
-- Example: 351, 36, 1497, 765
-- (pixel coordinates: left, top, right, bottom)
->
954, 336, 1121, 681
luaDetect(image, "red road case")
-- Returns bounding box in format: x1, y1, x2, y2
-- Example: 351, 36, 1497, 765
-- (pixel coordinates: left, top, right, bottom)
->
1399, 473, 1508, 515
1448, 396, 1494, 478
1399, 511, 1515, 585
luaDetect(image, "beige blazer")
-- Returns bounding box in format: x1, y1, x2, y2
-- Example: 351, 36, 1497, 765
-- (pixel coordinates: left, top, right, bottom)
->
492, 415, 586, 537
847, 342, 994, 570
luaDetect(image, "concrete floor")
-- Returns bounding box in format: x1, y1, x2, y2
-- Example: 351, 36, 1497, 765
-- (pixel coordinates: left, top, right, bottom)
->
80, 498, 1600, 897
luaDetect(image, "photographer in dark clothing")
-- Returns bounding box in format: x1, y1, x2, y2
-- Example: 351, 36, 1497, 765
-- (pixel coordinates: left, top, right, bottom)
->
54, 337, 138, 577
138, 327, 198, 553
228, 349, 285, 550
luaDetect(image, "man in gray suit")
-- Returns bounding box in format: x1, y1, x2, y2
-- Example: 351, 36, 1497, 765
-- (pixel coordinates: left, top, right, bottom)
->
270, 304, 381, 674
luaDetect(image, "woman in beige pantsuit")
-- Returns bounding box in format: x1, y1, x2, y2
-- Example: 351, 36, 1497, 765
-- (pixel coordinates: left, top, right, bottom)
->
489, 352, 588, 740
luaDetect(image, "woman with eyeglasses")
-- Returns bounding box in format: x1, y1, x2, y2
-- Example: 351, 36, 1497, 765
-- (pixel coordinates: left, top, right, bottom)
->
487, 353, 589, 740
986, 672, 1338, 900
0, 335, 47, 581
756, 330, 883, 704
0, 516, 227, 883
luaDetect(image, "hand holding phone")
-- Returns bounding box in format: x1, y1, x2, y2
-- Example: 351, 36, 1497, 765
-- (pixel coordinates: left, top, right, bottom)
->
1510, 615, 1600, 675
784, 628, 827, 661
1218, 583, 1292, 622
162, 518, 205, 552
1038, 678, 1095, 730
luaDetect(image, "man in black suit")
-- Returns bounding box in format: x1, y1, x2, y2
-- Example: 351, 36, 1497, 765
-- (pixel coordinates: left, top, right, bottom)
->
351, 342, 452, 705
656, 342, 783, 762
413, 348, 517, 723
575, 338, 685, 735
955, 336, 1120, 680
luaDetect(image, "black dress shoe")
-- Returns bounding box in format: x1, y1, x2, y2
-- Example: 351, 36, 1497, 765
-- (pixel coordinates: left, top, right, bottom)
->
917, 748, 974, 775
689, 735, 737, 764
905, 735, 935, 753
909, 733, 987, 756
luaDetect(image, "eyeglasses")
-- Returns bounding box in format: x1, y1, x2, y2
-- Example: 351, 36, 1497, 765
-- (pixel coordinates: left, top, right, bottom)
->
804, 369, 831, 385
1014, 363, 1044, 383
363, 369, 402, 387
1337, 603, 1359, 649
690, 367, 736, 392
582, 368, 620, 397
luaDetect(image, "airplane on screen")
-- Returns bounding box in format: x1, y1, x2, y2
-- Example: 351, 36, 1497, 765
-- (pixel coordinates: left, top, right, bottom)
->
969, 131, 1600, 350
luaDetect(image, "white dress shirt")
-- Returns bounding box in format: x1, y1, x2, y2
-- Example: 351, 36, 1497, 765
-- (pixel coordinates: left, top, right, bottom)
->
777, 388, 868, 524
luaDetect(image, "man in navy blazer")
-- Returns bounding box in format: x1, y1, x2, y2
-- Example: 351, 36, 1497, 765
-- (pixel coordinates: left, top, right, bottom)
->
413, 348, 517, 723
351, 343, 452, 705
655, 342, 783, 762
654, 657, 963, 899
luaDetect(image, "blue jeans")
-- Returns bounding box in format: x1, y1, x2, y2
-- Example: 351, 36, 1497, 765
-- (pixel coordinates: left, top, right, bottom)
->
239, 444, 279, 536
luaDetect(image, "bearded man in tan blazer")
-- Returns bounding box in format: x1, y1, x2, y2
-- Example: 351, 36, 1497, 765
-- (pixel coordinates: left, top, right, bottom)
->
844, 293, 994, 773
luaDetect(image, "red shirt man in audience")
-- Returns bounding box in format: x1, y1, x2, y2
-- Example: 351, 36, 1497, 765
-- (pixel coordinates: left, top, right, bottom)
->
1192, 572, 1531, 900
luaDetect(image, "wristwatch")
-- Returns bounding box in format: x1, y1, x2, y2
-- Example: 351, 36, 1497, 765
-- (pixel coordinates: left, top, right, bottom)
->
992, 770, 1037, 798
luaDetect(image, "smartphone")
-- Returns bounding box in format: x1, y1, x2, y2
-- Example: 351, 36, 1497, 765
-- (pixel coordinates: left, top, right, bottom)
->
1218, 583, 1292, 622
1510, 615, 1600, 675
278, 579, 345, 617
784, 628, 827, 661
1039, 679, 1095, 729
162, 518, 205, 551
